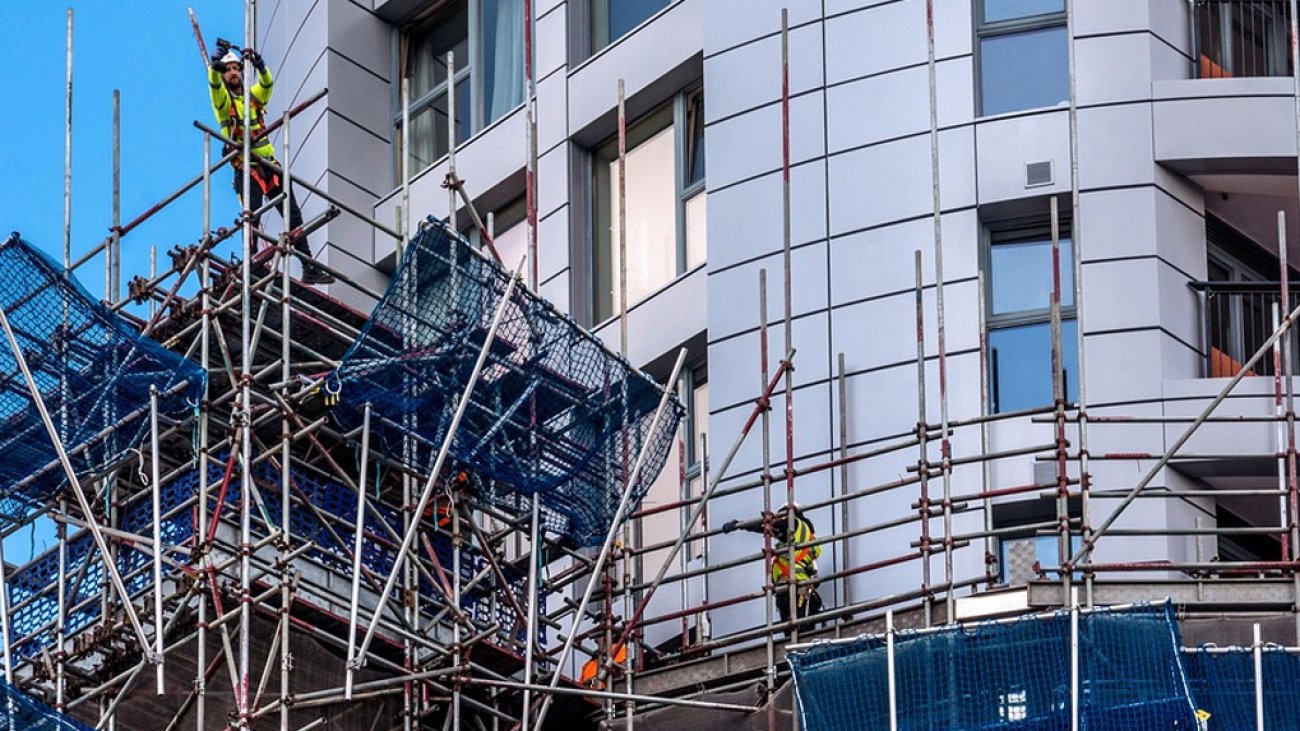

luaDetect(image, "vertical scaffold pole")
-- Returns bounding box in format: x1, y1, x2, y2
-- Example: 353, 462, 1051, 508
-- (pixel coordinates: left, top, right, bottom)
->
401, 76, 411, 242
64, 7, 74, 271
978, 271, 994, 588
532, 349, 687, 731
886, 611, 897, 731
524, 0, 538, 290
759, 267, 777, 731
779, 7, 800, 647
1064, 0, 1093, 603
0, 525, 10, 687
1278, 212, 1300, 632
1070, 592, 1079, 731
196, 130, 212, 731
521, 496, 541, 728
923, 0, 954, 624
237, 1, 255, 726
346, 404, 372, 700
110, 89, 120, 305
151, 389, 164, 695
837, 353, 850, 610
615, 75, 636, 727
1050, 196, 1071, 604
914, 251, 932, 627
279, 91, 295, 731
1253, 623, 1264, 731
58, 8, 73, 714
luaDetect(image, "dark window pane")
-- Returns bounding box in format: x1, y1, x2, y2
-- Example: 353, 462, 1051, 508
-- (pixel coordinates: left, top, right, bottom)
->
592, 0, 670, 52
988, 319, 1078, 413
408, 4, 469, 100
983, 0, 1064, 23
990, 236, 1073, 315
980, 26, 1068, 116
685, 90, 706, 187
482, 0, 525, 123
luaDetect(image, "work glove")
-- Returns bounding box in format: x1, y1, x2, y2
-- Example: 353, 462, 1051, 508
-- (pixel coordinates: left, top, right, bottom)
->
210, 52, 226, 72
722, 519, 739, 533
244, 49, 266, 71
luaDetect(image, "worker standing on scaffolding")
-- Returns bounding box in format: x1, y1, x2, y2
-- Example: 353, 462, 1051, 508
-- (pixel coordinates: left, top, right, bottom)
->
723, 503, 822, 635
208, 43, 333, 284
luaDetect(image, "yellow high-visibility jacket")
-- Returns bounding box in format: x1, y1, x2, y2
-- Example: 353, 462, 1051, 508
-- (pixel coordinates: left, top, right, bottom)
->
771, 516, 820, 584
208, 66, 277, 164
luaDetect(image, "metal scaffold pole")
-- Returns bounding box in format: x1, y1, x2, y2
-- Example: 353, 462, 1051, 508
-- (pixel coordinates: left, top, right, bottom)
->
237, 1, 256, 726
279, 96, 295, 731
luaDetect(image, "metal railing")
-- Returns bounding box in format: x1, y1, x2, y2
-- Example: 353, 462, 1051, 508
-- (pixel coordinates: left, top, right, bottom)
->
1194, 0, 1295, 78
1192, 280, 1300, 377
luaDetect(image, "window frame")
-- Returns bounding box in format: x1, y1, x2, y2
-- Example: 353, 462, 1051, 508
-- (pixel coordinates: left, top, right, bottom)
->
974, 0, 1069, 117
394, 0, 527, 181
586, 0, 673, 59
982, 215, 1077, 414
588, 84, 706, 325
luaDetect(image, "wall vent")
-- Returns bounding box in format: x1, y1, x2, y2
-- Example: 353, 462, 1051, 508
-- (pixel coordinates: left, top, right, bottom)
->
1025, 160, 1053, 188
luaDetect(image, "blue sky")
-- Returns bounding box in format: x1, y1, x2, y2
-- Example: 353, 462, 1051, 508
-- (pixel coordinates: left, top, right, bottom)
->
0, 1, 242, 296
0, 2, 242, 561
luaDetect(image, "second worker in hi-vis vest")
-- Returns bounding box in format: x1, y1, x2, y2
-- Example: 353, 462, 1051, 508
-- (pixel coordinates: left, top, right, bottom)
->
724, 503, 824, 637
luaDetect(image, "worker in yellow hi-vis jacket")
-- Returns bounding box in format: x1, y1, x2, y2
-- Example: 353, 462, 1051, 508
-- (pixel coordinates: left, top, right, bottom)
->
724, 503, 823, 636
208, 44, 332, 284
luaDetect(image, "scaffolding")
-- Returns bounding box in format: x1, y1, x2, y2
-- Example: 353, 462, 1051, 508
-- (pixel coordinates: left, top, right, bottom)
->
6, 2, 1300, 730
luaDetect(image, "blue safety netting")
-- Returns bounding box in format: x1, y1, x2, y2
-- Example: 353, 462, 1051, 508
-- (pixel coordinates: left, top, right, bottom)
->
0, 677, 93, 730
200, 455, 539, 644
330, 220, 682, 547
1183, 647, 1300, 729
788, 604, 1198, 731
9, 469, 194, 659
0, 234, 205, 524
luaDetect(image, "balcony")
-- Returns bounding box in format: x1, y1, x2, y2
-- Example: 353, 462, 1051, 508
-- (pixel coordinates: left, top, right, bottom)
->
1191, 280, 1299, 377
1194, 0, 1294, 79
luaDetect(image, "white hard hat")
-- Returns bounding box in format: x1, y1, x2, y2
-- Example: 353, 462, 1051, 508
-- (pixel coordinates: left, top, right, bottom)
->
220, 50, 242, 67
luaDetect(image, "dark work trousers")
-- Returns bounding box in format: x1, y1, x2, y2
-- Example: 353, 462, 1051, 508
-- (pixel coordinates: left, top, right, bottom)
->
776, 582, 822, 636
233, 162, 311, 260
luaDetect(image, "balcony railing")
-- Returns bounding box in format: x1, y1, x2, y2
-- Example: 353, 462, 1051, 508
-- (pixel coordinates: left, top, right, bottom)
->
1194, 0, 1295, 78
1192, 281, 1300, 377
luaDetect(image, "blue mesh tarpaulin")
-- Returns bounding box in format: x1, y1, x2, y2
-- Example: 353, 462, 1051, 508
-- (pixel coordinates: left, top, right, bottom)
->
8, 470, 194, 659
200, 455, 539, 644
0, 677, 93, 730
330, 220, 682, 547
788, 604, 1198, 731
0, 234, 205, 523
1183, 647, 1300, 729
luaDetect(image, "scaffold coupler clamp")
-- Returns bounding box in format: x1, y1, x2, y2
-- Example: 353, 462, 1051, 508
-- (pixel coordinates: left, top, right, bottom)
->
323, 375, 342, 407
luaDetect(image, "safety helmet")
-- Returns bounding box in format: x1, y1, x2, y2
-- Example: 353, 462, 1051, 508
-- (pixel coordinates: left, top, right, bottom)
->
220, 50, 242, 68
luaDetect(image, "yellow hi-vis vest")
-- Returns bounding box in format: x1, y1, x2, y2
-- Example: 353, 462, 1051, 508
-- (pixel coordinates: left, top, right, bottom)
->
208, 66, 277, 164
772, 517, 819, 584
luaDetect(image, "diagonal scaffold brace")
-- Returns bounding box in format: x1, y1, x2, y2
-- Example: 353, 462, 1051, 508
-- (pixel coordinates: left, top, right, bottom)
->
0, 305, 161, 667
348, 252, 528, 674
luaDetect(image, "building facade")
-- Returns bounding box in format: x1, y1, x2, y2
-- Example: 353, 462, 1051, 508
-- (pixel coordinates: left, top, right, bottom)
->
258, 0, 1300, 661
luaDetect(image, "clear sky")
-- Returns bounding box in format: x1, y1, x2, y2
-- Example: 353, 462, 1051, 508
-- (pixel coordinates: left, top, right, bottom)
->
0, 1, 243, 296
0, 2, 243, 561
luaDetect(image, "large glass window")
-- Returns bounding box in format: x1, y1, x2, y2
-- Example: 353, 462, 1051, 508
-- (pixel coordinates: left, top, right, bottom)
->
985, 219, 1078, 413
976, 0, 1068, 116
591, 88, 707, 323
397, 0, 525, 178
590, 0, 671, 55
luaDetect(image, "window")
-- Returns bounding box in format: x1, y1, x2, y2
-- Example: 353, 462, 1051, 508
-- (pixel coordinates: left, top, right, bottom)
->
1196, 1, 1293, 78
590, 0, 671, 55
591, 88, 706, 323
985, 218, 1077, 413
397, 0, 526, 178
976, 0, 1068, 116
992, 497, 1081, 584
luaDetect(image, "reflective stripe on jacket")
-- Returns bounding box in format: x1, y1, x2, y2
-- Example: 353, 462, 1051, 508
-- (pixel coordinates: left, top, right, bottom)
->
208, 66, 277, 163
771, 516, 819, 584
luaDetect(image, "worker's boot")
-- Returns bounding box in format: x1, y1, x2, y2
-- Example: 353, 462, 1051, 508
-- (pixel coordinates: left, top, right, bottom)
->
302, 263, 335, 285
